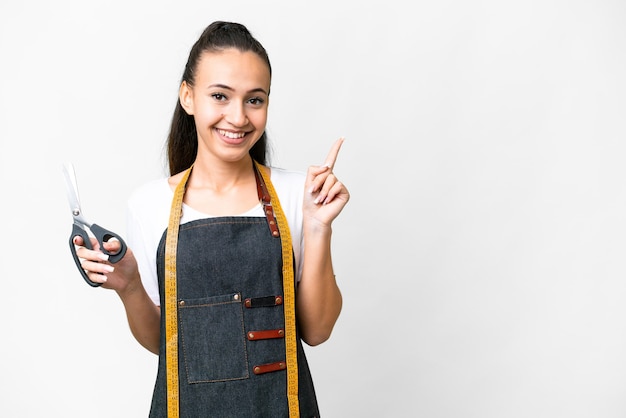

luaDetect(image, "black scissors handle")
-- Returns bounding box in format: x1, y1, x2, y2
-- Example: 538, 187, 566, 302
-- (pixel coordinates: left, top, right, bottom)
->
69, 223, 128, 287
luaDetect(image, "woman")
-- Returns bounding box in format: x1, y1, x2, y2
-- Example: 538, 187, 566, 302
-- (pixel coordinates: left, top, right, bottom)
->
75, 21, 349, 417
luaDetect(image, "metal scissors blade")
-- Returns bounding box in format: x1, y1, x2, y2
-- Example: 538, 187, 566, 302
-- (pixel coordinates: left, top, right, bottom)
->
62, 162, 90, 227
62, 162, 128, 287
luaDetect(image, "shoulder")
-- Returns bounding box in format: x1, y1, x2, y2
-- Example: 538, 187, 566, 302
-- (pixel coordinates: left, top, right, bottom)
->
126, 177, 173, 250
269, 166, 306, 189
127, 177, 172, 213
268, 166, 305, 224
269, 166, 305, 203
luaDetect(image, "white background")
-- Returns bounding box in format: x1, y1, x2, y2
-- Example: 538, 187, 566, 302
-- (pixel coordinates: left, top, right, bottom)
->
1, 1, 626, 417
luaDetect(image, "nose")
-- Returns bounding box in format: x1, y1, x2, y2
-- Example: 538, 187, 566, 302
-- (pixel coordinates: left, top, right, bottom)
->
223, 102, 248, 127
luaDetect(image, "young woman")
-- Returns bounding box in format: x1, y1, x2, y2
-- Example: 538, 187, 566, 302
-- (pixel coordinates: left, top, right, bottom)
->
74, 21, 349, 417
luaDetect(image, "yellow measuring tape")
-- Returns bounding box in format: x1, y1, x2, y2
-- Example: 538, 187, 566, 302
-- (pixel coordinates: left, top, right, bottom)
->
163, 162, 299, 417
163, 166, 191, 418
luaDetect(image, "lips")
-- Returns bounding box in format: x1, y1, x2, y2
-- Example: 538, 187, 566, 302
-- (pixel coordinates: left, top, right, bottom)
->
217, 128, 245, 139
217, 128, 247, 145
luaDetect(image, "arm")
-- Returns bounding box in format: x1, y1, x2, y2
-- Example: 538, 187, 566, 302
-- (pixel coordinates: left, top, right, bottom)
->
297, 138, 350, 346
114, 259, 161, 355
75, 237, 161, 354
297, 221, 343, 346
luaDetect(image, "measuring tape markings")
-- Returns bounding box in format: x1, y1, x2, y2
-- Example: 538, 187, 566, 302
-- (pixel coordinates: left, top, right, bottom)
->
164, 166, 192, 418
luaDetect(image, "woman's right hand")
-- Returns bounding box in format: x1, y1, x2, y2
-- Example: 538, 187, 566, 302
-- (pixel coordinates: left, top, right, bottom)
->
73, 236, 141, 294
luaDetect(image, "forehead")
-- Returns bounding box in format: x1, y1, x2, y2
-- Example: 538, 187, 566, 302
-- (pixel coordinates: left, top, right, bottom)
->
195, 49, 271, 90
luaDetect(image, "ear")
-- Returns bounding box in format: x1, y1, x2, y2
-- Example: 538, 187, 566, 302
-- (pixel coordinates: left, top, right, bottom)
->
179, 81, 194, 115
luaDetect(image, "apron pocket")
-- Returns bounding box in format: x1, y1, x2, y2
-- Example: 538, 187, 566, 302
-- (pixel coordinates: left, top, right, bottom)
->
178, 292, 249, 383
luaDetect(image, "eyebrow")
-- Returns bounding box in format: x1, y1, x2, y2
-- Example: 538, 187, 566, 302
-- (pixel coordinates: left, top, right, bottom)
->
207, 83, 268, 96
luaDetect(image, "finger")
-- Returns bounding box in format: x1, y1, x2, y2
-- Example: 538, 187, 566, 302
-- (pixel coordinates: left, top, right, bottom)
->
81, 259, 114, 278
313, 173, 337, 204
73, 235, 84, 246
103, 239, 121, 253
86, 271, 108, 284
73, 235, 101, 250
321, 137, 345, 169
76, 245, 110, 262
321, 181, 345, 205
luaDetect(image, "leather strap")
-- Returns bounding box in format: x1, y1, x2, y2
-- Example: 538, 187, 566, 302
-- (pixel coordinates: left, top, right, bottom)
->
247, 328, 285, 340
245, 295, 283, 308
253, 361, 287, 375
253, 164, 280, 238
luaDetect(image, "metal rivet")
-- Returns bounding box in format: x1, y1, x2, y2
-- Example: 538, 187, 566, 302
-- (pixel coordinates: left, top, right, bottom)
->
248, 332, 254, 339
278, 329, 284, 337
272, 231, 279, 237
279, 363, 285, 369
275, 296, 282, 305
254, 366, 261, 374
233, 294, 239, 301
178, 300, 185, 306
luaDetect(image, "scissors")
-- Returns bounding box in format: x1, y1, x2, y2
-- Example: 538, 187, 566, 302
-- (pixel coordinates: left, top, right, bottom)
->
62, 162, 127, 287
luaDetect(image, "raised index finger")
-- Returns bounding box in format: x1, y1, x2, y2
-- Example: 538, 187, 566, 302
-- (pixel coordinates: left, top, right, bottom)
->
322, 137, 345, 169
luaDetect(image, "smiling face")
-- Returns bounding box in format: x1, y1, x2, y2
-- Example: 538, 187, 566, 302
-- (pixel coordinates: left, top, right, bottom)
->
179, 48, 271, 165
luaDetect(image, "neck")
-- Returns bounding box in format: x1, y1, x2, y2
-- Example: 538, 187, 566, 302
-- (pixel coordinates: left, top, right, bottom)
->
189, 155, 255, 192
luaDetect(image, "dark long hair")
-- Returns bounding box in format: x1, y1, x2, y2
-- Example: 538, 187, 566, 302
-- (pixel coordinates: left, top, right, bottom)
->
166, 21, 272, 175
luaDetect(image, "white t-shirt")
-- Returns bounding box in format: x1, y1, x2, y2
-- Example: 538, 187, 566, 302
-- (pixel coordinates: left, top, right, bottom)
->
126, 167, 306, 306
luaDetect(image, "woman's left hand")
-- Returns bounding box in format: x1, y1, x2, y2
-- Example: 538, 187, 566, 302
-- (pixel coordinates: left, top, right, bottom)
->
303, 137, 350, 227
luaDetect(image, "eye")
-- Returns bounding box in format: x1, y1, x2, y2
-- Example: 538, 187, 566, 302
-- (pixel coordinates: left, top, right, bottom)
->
211, 93, 227, 101
248, 97, 265, 106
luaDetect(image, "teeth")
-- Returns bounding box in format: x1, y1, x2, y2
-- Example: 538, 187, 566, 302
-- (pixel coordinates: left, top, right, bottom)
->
218, 129, 245, 139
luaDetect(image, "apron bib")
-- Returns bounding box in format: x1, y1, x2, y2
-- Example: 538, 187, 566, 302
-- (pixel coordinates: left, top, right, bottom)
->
149, 163, 320, 418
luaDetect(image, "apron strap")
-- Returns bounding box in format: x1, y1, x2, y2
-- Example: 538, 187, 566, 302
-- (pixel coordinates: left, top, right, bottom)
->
253, 161, 300, 417
253, 163, 280, 238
